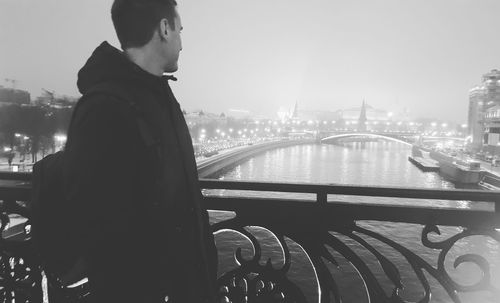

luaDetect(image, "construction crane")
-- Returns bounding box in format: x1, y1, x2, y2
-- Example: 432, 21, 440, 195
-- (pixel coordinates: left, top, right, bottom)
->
42, 88, 55, 103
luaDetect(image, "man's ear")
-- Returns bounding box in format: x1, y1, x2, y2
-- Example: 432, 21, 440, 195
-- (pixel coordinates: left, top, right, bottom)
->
159, 18, 169, 40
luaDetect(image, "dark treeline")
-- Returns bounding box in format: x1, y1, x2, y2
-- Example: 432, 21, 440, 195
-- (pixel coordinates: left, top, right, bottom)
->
0, 103, 74, 163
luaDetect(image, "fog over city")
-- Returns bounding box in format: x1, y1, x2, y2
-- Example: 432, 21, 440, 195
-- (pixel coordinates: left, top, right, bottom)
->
1, 0, 500, 122
2, 2, 500, 302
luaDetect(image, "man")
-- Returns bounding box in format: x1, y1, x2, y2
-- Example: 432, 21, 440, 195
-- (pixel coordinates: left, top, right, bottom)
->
63, 0, 217, 302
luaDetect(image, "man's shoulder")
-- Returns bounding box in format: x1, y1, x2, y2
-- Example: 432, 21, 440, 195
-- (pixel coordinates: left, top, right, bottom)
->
71, 90, 137, 129
80, 80, 141, 108
76, 92, 130, 115
81, 81, 137, 105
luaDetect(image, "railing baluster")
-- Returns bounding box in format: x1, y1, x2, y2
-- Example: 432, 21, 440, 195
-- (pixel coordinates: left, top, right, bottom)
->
317, 191, 327, 204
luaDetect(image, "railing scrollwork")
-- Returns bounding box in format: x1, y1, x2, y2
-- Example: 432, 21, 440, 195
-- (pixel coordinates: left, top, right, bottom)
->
204, 180, 500, 303
0, 197, 43, 303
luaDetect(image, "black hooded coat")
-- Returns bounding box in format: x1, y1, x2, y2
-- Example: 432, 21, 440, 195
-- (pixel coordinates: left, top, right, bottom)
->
63, 41, 217, 303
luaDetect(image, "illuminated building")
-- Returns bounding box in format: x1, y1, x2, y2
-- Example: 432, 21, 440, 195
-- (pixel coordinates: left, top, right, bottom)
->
468, 69, 500, 152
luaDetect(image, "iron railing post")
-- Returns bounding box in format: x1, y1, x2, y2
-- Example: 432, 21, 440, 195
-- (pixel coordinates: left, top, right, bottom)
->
317, 191, 327, 204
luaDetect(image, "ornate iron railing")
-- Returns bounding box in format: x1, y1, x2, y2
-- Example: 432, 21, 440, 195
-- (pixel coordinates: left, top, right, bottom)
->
1, 173, 499, 302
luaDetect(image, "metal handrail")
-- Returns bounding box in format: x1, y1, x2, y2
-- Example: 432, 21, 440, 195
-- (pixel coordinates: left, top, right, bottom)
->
0, 171, 31, 181
199, 178, 500, 211
1, 172, 499, 210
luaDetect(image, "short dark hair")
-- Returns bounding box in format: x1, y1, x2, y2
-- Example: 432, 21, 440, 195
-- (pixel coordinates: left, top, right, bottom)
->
111, 0, 178, 49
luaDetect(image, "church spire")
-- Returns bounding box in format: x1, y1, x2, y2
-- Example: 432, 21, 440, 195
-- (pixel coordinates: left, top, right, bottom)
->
358, 99, 367, 132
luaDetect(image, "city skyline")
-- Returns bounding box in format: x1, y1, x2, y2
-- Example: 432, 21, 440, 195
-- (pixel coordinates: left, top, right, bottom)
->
1, 0, 500, 123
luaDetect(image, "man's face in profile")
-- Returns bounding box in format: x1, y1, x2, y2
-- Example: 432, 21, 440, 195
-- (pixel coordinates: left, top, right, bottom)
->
163, 10, 183, 73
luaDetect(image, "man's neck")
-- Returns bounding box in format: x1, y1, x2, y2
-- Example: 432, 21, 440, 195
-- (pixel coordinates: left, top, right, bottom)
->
124, 46, 164, 77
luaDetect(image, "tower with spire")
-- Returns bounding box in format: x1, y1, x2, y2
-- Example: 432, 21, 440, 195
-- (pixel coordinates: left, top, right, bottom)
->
291, 100, 299, 119
358, 99, 367, 132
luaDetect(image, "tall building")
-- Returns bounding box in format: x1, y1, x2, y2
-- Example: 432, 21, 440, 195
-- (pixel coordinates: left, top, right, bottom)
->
339, 103, 392, 122
357, 100, 367, 132
291, 100, 299, 119
468, 69, 500, 152
0, 86, 30, 106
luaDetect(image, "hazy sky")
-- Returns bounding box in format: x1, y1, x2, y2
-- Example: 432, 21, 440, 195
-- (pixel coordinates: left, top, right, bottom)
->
1, 0, 499, 122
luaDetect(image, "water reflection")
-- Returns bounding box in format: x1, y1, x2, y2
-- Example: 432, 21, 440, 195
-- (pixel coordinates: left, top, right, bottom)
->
209, 142, 498, 302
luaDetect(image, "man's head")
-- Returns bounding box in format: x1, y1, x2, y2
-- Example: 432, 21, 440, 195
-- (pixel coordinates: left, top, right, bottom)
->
111, 0, 183, 73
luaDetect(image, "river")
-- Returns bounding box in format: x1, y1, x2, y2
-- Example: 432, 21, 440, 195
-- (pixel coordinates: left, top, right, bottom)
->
207, 141, 499, 303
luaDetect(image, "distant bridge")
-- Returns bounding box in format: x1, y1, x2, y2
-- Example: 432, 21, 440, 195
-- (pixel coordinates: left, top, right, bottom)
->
315, 130, 419, 137
316, 131, 466, 146
320, 133, 413, 146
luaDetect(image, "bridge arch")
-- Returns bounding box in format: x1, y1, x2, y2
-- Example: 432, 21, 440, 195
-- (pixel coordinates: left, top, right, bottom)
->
321, 133, 413, 146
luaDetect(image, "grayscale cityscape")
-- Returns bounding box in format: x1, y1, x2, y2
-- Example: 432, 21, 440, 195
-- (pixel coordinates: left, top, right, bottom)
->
0, 1, 499, 303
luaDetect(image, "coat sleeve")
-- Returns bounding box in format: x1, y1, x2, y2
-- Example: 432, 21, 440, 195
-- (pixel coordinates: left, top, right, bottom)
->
63, 96, 142, 259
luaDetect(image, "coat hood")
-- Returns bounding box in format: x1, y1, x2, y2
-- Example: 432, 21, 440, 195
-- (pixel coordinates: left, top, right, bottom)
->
77, 41, 165, 95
